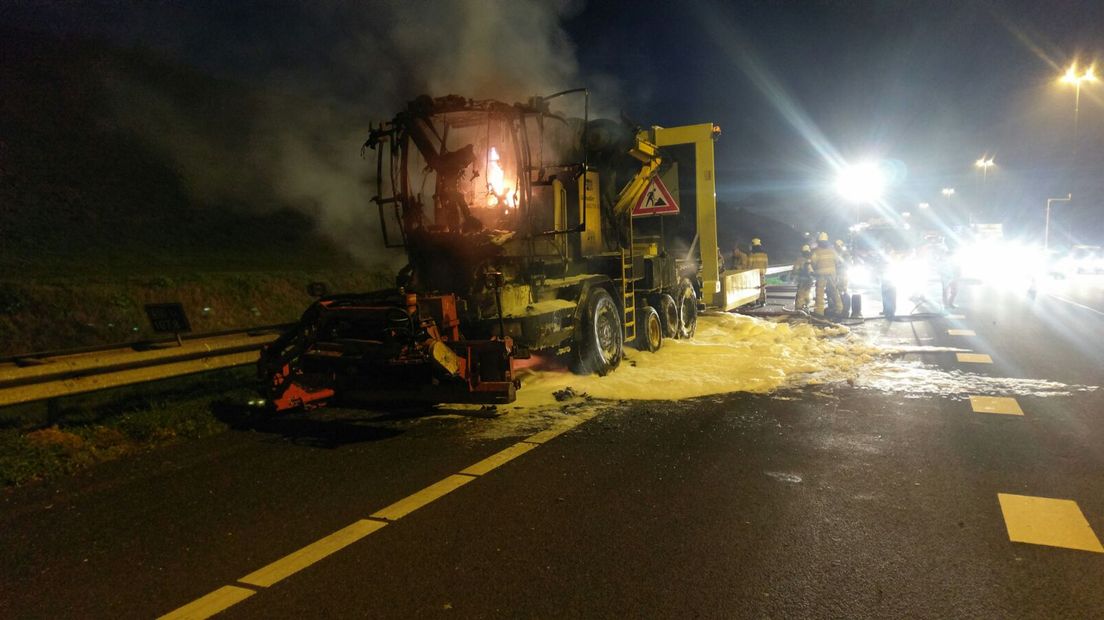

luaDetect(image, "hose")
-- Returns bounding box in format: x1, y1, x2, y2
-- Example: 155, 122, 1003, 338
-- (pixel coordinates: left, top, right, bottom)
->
737, 307, 849, 330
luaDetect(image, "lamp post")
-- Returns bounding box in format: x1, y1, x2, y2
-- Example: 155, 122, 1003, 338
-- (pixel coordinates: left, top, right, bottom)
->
974, 157, 994, 220
1061, 64, 1097, 130
974, 157, 995, 183
1045, 194, 1072, 251
1059, 64, 1097, 226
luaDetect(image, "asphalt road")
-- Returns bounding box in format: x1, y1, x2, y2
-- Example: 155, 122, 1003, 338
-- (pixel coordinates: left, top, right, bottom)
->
2, 275, 1103, 619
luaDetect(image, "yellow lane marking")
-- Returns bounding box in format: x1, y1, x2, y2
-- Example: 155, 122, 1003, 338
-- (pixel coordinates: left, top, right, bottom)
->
948, 329, 976, 336
460, 442, 538, 476
160, 411, 604, 617
157, 585, 256, 620
524, 412, 598, 444
969, 396, 1024, 416
239, 519, 387, 588
998, 494, 1104, 553
956, 353, 993, 364
371, 474, 475, 521
524, 427, 571, 444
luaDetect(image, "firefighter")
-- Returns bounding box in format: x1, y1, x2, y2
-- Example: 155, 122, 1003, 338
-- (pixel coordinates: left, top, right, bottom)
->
748, 238, 769, 306
938, 240, 960, 310
730, 243, 749, 271
812, 232, 843, 316
793, 244, 814, 312
835, 239, 851, 316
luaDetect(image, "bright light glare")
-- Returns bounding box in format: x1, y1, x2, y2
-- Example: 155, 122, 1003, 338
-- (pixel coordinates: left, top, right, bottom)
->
956, 239, 1047, 289
849, 264, 875, 288
886, 258, 932, 301
835, 161, 885, 202
1062, 64, 1098, 85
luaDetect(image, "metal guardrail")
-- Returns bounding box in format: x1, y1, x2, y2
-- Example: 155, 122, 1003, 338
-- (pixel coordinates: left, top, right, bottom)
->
0, 327, 287, 408
0, 323, 293, 365
0, 267, 796, 409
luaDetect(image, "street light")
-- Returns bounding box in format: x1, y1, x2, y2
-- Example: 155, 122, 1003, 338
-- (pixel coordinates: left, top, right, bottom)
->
974, 157, 995, 181
918, 202, 930, 209
974, 157, 995, 219
1045, 194, 1072, 251
941, 187, 955, 197
1061, 64, 1098, 128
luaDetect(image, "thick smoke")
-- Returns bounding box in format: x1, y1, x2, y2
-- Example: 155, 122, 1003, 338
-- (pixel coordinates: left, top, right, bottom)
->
93, 0, 592, 266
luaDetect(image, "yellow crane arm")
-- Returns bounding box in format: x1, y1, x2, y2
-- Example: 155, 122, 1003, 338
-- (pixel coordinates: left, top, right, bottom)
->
613, 156, 662, 216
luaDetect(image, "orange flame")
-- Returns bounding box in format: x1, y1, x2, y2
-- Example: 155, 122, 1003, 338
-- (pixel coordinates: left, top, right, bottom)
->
486, 147, 516, 208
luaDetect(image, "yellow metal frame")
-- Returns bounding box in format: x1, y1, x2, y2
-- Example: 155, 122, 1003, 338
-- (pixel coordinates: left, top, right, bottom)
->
643, 123, 721, 307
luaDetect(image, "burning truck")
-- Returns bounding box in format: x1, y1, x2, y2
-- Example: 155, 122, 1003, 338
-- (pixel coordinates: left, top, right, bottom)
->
258, 91, 760, 410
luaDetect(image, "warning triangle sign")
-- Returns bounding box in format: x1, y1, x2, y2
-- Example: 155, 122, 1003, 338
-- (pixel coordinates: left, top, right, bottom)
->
631, 176, 679, 218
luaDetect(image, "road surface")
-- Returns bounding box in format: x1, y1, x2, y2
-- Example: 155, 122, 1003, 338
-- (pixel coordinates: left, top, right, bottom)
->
2, 275, 1103, 618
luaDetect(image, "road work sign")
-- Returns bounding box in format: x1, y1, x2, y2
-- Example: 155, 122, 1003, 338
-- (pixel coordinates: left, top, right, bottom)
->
631, 176, 679, 217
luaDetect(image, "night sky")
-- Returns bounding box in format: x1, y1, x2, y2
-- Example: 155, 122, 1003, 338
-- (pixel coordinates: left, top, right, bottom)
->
568, 1, 1104, 230
5, 0, 1104, 241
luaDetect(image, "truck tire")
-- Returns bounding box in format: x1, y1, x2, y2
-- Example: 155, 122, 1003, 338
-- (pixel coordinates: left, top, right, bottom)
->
655, 293, 679, 339
636, 305, 663, 352
573, 288, 623, 376
675, 279, 697, 339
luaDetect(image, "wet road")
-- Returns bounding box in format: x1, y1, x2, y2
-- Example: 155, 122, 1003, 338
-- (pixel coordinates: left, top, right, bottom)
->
2, 276, 1103, 618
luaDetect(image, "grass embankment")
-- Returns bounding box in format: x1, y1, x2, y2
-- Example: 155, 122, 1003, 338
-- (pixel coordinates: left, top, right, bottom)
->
0, 29, 404, 486
0, 368, 253, 487
0, 267, 393, 487
0, 270, 391, 356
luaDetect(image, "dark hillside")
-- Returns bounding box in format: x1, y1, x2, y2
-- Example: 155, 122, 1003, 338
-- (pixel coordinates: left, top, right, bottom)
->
0, 28, 395, 353
0, 27, 364, 276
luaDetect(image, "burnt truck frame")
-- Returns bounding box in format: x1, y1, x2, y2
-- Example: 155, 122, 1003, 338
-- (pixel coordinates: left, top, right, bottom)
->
258, 92, 760, 410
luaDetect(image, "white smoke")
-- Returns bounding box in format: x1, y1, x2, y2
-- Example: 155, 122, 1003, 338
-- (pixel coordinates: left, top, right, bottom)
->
100, 0, 595, 266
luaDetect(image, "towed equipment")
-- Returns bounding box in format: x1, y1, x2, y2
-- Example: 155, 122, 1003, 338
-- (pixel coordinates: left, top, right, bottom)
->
260, 92, 761, 410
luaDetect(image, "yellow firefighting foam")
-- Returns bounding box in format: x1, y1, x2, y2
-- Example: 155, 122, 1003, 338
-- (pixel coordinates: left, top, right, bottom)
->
441, 311, 1096, 439
510, 312, 879, 408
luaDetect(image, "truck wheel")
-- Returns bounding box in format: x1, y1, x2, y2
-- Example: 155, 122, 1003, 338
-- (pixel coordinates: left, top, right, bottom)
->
636, 305, 663, 352
655, 294, 678, 339
574, 288, 623, 376
675, 280, 698, 339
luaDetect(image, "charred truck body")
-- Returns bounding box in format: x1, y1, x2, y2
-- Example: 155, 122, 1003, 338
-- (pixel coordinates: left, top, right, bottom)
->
260, 92, 760, 410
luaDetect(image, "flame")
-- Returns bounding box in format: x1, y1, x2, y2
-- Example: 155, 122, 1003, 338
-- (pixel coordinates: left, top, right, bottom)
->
486, 147, 517, 208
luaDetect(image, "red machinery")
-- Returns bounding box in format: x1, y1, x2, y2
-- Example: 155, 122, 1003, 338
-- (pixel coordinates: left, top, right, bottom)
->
260, 290, 516, 410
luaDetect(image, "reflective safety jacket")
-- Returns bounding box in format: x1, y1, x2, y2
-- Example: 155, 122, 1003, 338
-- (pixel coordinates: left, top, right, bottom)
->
812, 246, 837, 276
748, 250, 769, 274
731, 249, 749, 270
793, 256, 814, 282
836, 248, 851, 275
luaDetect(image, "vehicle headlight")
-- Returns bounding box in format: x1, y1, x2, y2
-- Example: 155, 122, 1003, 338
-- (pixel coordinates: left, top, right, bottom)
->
849, 264, 874, 288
